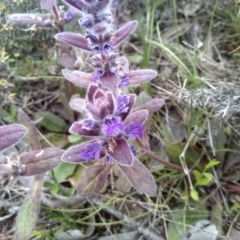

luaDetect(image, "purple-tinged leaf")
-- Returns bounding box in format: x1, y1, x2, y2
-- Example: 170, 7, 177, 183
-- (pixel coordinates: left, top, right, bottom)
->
40, 0, 55, 10
100, 73, 118, 91
69, 121, 100, 137
69, 97, 85, 113
58, 45, 76, 68
62, 141, 101, 163
77, 163, 112, 196
112, 21, 138, 46
85, 103, 102, 120
0, 124, 28, 151
62, 69, 92, 88
14, 174, 43, 240
94, 89, 105, 102
55, 32, 91, 51
63, 0, 85, 11
134, 98, 165, 115
128, 70, 158, 85
108, 138, 134, 166
119, 159, 156, 196
124, 110, 149, 126
106, 92, 115, 114
18, 109, 41, 150
8, 13, 52, 27
19, 148, 64, 176
87, 84, 99, 103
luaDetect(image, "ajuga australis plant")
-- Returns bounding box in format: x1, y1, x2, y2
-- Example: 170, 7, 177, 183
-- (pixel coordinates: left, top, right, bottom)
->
55, 0, 165, 196
5, 0, 166, 239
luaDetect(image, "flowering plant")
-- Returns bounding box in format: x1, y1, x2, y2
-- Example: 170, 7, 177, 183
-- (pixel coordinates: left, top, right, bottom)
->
5, 0, 167, 239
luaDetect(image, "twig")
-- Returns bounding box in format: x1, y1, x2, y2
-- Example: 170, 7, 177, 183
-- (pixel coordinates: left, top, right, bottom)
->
89, 197, 165, 240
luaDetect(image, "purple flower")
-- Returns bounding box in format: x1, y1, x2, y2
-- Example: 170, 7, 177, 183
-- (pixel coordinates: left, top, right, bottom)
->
62, 84, 148, 167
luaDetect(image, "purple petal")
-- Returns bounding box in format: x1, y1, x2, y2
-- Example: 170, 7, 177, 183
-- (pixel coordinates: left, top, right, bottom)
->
119, 76, 129, 87
103, 116, 124, 137
55, 32, 91, 51
129, 144, 137, 156
116, 95, 131, 114
62, 69, 92, 88
77, 163, 112, 196
0, 124, 28, 151
111, 21, 138, 46
123, 110, 148, 126
127, 70, 158, 85
69, 97, 85, 113
119, 158, 156, 196
80, 142, 102, 161
62, 141, 103, 163
124, 122, 143, 139
40, 0, 55, 10
69, 121, 100, 137
7, 13, 52, 27
108, 138, 133, 166
64, 11, 74, 23
118, 94, 136, 121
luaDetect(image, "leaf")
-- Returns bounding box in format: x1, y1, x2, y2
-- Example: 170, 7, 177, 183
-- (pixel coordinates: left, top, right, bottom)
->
18, 109, 41, 150
0, 124, 28, 151
41, 133, 69, 148
77, 164, 112, 196
193, 170, 201, 182
196, 177, 212, 186
205, 159, 220, 170
190, 189, 199, 201
53, 161, 77, 182
19, 148, 64, 176
164, 142, 203, 170
108, 138, 134, 166
35, 111, 67, 133
167, 204, 208, 240
14, 175, 44, 240
119, 158, 156, 196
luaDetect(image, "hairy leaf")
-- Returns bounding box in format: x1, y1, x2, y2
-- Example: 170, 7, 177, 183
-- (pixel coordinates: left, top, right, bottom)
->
119, 159, 156, 196
19, 148, 64, 176
0, 124, 27, 151
77, 163, 111, 195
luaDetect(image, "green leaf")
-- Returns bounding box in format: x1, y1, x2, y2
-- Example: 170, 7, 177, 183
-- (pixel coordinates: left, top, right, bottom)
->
193, 169, 201, 182
167, 204, 208, 240
35, 111, 66, 133
44, 182, 60, 195
203, 172, 213, 181
41, 133, 69, 148
53, 161, 77, 183
14, 175, 44, 240
190, 189, 199, 201
164, 143, 203, 170
196, 177, 211, 186
205, 159, 220, 170
68, 134, 82, 143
